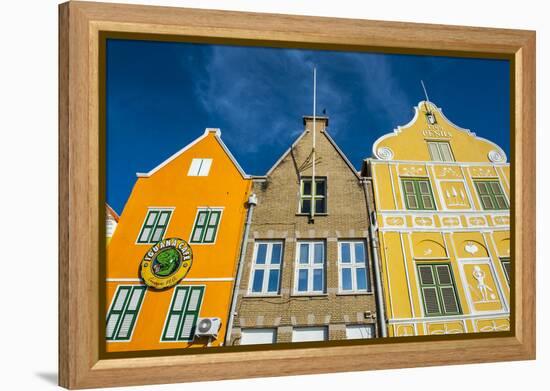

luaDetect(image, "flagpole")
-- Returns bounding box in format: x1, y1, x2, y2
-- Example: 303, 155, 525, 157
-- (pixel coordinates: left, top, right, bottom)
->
311, 66, 316, 221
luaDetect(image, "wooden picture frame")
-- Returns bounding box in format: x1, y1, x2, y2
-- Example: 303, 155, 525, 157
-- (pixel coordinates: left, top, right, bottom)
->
59, 1, 536, 389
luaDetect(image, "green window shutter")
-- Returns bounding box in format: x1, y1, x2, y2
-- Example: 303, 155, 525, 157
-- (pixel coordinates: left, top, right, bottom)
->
137, 209, 172, 244
190, 211, 209, 243
137, 210, 159, 243
475, 181, 508, 210
402, 180, 419, 209
162, 286, 189, 341
203, 211, 221, 243
422, 287, 441, 315
417, 264, 461, 317
162, 286, 205, 342
106, 286, 146, 341
402, 179, 435, 210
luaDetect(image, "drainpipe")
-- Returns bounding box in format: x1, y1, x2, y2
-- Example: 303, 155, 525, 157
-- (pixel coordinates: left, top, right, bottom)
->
225, 192, 257, 345
361, 179, 388, 338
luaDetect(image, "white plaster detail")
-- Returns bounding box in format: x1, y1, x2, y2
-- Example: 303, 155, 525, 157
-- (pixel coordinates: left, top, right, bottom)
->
464, 242, 479, 255
488, 150, 506, 163
377, 147, 394, 160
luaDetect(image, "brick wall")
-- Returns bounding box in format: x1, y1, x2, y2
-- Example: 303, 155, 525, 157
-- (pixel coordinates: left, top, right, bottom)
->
229, 117, 379, 345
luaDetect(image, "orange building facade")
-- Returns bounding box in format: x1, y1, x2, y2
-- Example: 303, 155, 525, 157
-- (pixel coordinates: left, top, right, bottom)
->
106, 128, 251, 352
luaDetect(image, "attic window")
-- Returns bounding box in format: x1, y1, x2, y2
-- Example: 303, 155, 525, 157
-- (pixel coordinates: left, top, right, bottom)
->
187, 158, 212, 176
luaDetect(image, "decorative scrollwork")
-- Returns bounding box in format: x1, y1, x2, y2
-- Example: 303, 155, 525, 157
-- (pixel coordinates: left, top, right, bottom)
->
377, 147, 394, 160
488, 150, 506, 163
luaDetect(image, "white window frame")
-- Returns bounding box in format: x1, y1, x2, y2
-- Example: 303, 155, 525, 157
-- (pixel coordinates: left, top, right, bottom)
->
187, 158, 213, 176
293, 241, 326, 295
135, 207, 174, 244
427, 141, 455, 162
292, 326, 328, 342
189, 207, 224, 245
337, 240, 371, 293
247, 241, 283, 295
240, 328, 277, 345
346, 324, 375, 339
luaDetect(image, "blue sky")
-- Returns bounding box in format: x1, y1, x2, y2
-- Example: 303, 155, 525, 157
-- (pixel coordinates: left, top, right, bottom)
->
106, 39, 510, 215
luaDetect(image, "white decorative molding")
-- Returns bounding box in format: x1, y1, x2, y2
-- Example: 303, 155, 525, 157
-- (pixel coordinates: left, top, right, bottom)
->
376, 147, 394, 160
400, 166, 424, 176
464, 242, 479, 255
488, 150, 506, 163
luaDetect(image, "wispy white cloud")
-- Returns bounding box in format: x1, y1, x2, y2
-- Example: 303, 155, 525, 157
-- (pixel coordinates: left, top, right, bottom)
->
192, 45, 410, 155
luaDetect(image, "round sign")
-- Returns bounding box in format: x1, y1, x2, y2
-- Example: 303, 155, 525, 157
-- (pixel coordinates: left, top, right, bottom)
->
140, 238, 193, 290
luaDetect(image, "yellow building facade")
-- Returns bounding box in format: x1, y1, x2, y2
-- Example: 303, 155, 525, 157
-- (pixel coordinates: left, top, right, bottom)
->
106, 128, 251, 351
364, 101, 510, 337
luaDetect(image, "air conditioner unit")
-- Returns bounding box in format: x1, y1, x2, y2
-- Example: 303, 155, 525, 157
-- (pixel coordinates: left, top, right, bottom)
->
195, 317, 222, 339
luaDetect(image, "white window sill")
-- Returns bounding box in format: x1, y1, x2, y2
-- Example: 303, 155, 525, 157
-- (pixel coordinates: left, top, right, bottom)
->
290, 293, 328, 298
336, 291, 373, 296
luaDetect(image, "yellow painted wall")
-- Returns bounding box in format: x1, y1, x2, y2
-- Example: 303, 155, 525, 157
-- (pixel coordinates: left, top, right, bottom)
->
106, 129, 251, 351
368, 101, 510, 336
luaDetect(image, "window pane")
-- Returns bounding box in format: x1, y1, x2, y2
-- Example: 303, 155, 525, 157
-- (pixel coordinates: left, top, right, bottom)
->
421, 195, 434, 209
252, 270, 264, 293
191, 227, 203, 242
298, 269, 308, 291
256, 244, 268, 264
151, 227, 164, 243
315, 198, 326, 213
480, 195, 495, 209
208, 212, 219, 225
490, 182, 503, 195
436, 265, 452, 285
157, 211, 170, 226
354, 243, 365, 263
356, 268, 368, 290
301, 199, 311, 214
342, 268, 352, 291
145, 211, 158, 226
313, 269, 324, 291
407, 195, 418, 209
340, 243, 351, 263
418, 181, 430, 194
423, 287, 441, 315
314, 243, 324, 264
270, 243, 282, 264
138, 227, 151, 243
204, 227, 215, 242
267, 270, 280, 293
106, 314, 120, 339
116, 313, 134, 339
315, 180, 326, 196
302, 180, 312, 196
495, 195, 508, 209
299, 244, 309, 264
418, 266, 435, 285
404, 181, 414, 194
476, 182, 488, 195
428, 143, 441, 161
440, 286, 459, 314
440, 143, 454, 162
196, 212, 207, 226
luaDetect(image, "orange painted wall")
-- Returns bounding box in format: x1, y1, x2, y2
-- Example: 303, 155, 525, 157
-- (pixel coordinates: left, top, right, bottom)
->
106, 129, 251, 351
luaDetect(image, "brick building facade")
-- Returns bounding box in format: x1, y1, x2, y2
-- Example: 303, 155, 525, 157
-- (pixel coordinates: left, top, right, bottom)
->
228, 116, 381, 345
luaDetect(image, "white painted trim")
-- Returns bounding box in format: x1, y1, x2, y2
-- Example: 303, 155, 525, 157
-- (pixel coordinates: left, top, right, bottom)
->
389, 312, 509, 324
380, 233, 396, 319
369, 159, 509, 168
136, 128, 250, 179
399, 233, 416, 318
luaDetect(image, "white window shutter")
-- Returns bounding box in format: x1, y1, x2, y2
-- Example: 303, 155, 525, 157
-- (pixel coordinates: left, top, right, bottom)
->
198, 159, 212, 176
187, 159, 202, 176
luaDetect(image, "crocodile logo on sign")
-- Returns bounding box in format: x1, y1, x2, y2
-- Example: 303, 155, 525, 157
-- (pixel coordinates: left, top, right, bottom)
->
140, 238, 193, 289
